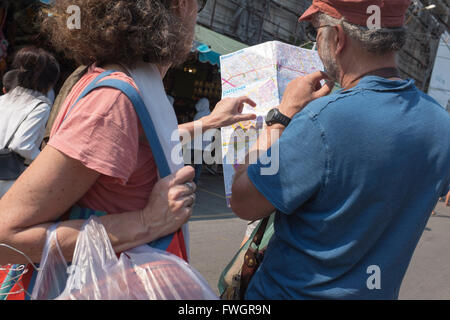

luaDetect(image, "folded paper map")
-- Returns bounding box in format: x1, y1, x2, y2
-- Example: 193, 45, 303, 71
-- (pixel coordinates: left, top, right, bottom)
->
220, 41, 324, 206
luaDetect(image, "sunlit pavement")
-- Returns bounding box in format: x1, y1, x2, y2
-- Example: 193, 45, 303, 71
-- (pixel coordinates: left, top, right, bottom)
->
399, 200, 450, 300
188, 171, 247, 295
189, 169, 450, 299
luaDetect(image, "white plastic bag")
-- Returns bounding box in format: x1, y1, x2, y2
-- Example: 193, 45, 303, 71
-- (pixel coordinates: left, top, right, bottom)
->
31, 223, 68, 300
33, 216, 218, 300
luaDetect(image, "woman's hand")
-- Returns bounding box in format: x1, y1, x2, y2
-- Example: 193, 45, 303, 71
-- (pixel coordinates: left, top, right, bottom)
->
203, 96, 257, 129
141, 166, 196, 242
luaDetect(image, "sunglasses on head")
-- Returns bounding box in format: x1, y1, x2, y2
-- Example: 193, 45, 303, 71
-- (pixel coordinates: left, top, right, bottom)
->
197, 0, 207, 13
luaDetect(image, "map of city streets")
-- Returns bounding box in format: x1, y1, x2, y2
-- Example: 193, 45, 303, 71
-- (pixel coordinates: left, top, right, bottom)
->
219, 41, 324, 205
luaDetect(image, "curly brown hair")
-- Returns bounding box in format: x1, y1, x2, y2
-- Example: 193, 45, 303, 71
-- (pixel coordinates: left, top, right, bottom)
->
41, 0, 193, 67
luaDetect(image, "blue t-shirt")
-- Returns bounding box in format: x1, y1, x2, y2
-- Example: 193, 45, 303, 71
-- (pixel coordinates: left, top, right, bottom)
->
246, 76, 450, 300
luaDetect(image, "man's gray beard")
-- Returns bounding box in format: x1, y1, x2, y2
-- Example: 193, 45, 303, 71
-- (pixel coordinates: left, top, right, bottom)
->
319, 41, 340, 84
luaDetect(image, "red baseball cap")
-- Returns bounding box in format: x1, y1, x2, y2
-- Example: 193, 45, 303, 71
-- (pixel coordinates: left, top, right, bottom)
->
299, 0, 412, 28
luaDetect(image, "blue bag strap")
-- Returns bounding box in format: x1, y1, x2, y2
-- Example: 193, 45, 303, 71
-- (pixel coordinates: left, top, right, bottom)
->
85, 79, 174, 250
61, 70, 171, 178
62, 70, 115, 123
83, 79, 172, 178
61, 71, 175, 251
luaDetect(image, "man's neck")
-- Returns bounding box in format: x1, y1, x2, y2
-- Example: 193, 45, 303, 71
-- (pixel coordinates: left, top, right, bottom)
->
339, 53, 398, 90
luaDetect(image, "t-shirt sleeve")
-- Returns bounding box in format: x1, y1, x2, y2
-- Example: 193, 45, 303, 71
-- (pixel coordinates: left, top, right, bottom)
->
48, 87, 140, 184
247, 112, 328, 214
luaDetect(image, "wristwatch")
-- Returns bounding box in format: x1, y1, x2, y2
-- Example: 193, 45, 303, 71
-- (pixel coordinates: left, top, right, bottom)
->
265, 108, 291, 127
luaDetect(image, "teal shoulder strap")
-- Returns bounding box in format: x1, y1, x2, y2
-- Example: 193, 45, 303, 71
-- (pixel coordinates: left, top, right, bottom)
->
63, 71, 171, 178
64, 71, 174, 251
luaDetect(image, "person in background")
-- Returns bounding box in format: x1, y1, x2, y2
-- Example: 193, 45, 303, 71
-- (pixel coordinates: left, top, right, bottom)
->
46, 87, 55, 105
2, 69, 19, 94
432, 189, 450, 215
191, 97, 212, 184
0, 47, 60, 198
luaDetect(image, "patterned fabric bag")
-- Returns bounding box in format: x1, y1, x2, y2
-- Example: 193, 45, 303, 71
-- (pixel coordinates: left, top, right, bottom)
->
218, 213, 275, 300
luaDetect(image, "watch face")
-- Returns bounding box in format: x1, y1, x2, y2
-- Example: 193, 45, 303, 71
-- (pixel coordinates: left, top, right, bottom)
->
266, 108, 290, 127
266, 109, 276, 125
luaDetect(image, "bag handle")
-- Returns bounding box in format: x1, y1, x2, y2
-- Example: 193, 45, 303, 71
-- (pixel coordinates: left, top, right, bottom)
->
239, 216, 271, 299
250, 217, 270, 247
4, 101, 46, 149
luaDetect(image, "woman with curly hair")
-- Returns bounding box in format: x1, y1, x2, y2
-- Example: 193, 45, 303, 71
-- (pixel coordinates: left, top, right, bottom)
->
0, 0, 255, 299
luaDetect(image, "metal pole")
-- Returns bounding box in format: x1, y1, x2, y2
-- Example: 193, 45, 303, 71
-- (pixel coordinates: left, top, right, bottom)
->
422, 33, 440, 92
209, 0, 217, 28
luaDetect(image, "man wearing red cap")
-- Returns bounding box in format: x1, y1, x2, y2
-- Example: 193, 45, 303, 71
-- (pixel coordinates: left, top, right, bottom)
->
231, 0, 450, 299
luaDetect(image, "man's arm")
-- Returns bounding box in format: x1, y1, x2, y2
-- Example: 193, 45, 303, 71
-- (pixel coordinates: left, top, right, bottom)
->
231, 124, 284, 221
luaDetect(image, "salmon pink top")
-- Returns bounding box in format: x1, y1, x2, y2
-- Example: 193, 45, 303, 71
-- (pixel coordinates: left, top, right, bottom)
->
48, 65, 158, 214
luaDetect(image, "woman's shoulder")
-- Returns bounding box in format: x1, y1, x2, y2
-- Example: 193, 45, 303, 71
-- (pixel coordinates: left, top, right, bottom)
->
88, 64, 138, 91
65, 65, 139, 119
48, 65, 143, 184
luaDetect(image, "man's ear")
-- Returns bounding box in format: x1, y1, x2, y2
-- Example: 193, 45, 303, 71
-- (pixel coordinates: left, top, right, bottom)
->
335, 24, 347, 56
2, 87, 6, 94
